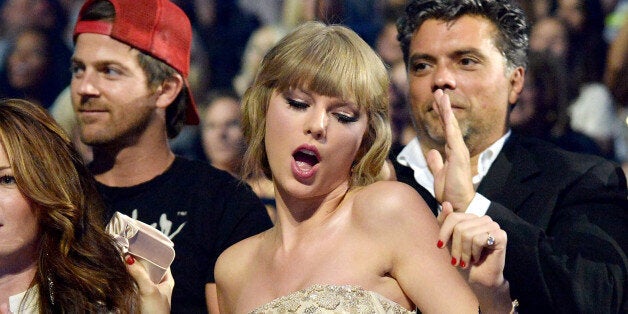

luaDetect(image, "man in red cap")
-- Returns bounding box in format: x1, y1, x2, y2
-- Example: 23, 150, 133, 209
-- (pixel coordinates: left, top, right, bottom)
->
70, 1, 273, 312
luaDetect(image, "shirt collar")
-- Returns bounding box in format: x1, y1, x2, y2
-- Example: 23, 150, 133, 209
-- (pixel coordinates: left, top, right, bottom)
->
396, 130, 511, 192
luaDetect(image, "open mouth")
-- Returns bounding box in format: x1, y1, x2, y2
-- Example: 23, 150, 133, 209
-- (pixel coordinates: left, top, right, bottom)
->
293, 149, 320, 172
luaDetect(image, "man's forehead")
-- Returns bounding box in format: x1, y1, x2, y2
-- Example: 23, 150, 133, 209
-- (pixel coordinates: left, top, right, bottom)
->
412, 16, 499, 50
73, 33, 138, 58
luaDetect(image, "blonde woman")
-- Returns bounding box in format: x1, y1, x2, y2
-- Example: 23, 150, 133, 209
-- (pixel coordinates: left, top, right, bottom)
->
215, 21, 514, 313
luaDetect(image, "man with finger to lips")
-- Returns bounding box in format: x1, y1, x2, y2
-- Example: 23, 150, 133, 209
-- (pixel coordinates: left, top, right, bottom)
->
392, 0, 628, 313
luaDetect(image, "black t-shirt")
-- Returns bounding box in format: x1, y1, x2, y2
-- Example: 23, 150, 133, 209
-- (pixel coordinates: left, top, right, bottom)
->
96, 157, 272, 313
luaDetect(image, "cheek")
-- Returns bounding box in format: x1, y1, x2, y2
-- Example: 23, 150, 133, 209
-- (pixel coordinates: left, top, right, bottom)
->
21, 213, 39, 241
227, 128, 244, 143
265, 126, 286, 161
409, 77, 433, 107
114, 92, 158, 119
408, 75, 427, 94
5, 197, 39, 241
408, 91, 433, 128
203, 129, 219, 142
70, 79, 81, 97
335, 126, 368, 163
265, 105, 291, 142
472, 71, 511, 101
264, 110, 288, 161
30, 56, 47, 70
471, 100, 510, 132
201, 131, 214, 148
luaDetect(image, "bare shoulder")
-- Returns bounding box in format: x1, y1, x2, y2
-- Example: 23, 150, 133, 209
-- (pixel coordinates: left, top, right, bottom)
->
350, 181, 435, 233
215, 230, 267, 288
353, 181, 430, 216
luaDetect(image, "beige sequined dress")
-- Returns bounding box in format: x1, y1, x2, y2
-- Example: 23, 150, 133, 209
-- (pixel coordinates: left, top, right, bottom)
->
249, 284, 416, 314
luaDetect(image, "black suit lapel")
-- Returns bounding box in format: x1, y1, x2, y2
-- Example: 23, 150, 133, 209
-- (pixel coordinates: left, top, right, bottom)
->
393, 160, 440, 216
476, 147, 512, 199
392, 135, 543, 218
477, 135, 540, 215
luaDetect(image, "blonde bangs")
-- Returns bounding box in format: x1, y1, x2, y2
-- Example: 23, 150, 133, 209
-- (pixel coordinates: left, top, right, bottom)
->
242, 21, 392, 185
267, 24, 388, 112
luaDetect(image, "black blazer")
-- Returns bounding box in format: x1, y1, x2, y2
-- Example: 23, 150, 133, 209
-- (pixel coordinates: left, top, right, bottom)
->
394, 134, 628, 313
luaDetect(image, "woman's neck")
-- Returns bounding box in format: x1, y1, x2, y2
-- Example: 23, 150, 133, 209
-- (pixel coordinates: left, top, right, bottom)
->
0, 261, 37, 308
272, 182, 354, 249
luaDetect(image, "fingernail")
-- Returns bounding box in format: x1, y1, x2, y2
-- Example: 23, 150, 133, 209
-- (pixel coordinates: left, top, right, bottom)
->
460, 260, 466, 268
451, 257, 457, 266
125, 255, 135, 265
436, 240, 444, 248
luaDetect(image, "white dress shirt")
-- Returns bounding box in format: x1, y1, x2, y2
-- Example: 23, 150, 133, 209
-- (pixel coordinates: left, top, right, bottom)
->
396, 131, 511, 216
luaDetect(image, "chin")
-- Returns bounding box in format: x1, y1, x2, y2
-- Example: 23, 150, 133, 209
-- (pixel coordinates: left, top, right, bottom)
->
80, 132, 113, 147
425, 128, 446, 145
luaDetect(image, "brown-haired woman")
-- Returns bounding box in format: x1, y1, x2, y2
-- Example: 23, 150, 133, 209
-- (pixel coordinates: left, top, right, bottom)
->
0, 99, 173, 313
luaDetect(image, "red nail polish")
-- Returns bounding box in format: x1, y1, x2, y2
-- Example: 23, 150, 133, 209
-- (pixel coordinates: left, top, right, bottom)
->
437, 240, 444, 248
460, 260, 466, 268
125, 255, 135, 265
451, 257, 457, 265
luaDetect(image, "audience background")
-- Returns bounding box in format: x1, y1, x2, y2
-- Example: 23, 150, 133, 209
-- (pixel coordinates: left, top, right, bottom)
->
197, 89, 277, 223
0, 0, 626, 178
0, 26, 70, 109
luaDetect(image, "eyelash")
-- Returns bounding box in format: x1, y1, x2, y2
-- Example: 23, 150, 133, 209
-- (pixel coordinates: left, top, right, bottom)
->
103, 66, 122, 76
0, 175, 16, 185
286, 98, 358, 124
70, 64, 83, 76
460, 58, 478, 66
334, 113, 358, 123
411, 57, 479, 73
69, 64, 122, 77
287, 98, 308, 110
412, 62, 429, 72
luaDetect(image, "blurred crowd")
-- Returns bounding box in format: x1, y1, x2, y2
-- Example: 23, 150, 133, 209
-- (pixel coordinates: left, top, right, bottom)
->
0, 0, 627, 177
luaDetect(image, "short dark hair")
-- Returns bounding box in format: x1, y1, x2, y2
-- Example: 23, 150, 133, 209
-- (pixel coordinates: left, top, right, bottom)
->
397, 0, 529, 70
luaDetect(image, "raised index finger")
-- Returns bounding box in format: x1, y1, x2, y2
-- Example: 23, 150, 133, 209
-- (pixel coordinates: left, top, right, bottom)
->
433, 89, 467, 155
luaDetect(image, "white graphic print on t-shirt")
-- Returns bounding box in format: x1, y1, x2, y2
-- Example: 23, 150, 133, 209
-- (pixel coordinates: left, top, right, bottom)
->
130, 209, 186, 240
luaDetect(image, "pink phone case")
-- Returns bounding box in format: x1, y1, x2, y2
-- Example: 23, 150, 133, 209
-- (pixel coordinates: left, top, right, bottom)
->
105, 212, 176, 283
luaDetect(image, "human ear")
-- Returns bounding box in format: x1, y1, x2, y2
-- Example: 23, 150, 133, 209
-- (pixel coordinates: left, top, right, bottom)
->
155, 74, 184, 109
507, 67, 525, 105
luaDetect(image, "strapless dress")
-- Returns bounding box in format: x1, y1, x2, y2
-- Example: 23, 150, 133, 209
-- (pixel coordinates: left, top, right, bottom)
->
249, 284, 416, 313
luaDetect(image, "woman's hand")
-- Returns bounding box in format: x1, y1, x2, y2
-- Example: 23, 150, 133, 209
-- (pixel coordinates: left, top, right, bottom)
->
437, 201, 507, 286
125, 254, 174, 314
437, 202, 513, 312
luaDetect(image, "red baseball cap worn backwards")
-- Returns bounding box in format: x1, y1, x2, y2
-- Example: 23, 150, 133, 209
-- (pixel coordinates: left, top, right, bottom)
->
73, 0, 199, 125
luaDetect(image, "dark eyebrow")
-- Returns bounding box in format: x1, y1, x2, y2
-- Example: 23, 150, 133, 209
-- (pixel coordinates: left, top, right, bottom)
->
70, 57, 131, 71
409, 53, 435, 64
451, 48, 486, 60
409, 48, 486, 64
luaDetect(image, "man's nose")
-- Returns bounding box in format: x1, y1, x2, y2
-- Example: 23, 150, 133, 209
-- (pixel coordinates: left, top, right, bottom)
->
432, 65, 456, 92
